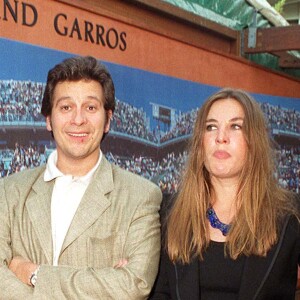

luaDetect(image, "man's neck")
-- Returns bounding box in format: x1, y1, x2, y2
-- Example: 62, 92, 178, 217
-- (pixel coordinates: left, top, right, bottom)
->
56, 152, 101, 177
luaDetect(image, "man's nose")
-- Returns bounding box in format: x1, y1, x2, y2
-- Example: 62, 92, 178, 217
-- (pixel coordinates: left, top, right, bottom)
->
71, 108, 87, 125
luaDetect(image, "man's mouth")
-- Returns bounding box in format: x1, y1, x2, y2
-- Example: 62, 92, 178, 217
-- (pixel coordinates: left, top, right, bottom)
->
68, 133, 88, 137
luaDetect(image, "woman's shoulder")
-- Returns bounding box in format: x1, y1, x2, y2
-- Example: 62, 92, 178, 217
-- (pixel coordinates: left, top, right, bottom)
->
278, 191, 300, 221
279, 194, 300, 240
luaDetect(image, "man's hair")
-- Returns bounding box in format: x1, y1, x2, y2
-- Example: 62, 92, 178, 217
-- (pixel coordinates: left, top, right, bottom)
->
41, 56, 115, 117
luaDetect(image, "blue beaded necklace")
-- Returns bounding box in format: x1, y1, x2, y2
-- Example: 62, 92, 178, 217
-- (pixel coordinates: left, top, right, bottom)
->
206, 207, 231, 236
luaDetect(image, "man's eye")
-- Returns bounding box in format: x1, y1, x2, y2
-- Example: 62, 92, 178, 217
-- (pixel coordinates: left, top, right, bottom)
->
87, 106, 96, 111
61, 105, 71, 111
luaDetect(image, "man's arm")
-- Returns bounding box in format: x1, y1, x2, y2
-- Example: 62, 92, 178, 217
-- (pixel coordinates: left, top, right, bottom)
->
9, 256, 39, 286
9, 185, 162, 299
0, 179, 34, 299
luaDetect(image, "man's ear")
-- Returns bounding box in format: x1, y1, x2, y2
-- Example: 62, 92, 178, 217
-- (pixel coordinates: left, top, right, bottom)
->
46, 115, 52, 132
104, 110, 113, 133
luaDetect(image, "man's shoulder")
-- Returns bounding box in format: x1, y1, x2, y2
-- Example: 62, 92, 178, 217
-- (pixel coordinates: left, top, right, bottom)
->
111, 163, 160, 191
0, 166, 47, 206
1, 165, 46, 187
95, 157, 162, 204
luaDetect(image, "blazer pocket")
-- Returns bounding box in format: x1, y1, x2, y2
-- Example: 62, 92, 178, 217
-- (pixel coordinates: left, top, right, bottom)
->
88, 232, 126, 269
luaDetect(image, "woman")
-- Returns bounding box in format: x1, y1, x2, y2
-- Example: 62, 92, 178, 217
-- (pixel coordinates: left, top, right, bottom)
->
150, 88, 300, 300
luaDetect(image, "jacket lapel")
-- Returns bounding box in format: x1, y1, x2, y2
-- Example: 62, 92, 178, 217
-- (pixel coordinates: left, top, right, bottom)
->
26, 170, 54, 264
61, 157, 113, 252
238, 217, 290, 300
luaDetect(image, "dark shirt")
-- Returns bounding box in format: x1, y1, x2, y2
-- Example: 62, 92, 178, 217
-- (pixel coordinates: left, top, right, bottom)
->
199, 241, 246, 300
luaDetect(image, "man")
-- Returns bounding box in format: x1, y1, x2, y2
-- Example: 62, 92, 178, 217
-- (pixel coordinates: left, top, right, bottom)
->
0, 56, 162, 299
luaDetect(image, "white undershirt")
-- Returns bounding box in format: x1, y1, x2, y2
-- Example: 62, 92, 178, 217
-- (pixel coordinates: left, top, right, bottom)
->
44, 150, 102, 266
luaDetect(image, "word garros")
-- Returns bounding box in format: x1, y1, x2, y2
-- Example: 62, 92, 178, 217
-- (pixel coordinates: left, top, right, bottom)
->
1, 0, 127, 51
54, 14, 127, 51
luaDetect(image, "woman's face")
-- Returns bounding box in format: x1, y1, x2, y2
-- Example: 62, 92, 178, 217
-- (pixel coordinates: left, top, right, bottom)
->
203, 98, 248, 183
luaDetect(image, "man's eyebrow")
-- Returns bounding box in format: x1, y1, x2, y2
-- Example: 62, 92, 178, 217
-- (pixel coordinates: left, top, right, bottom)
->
86, 95, 102, 101
54, 97, 70, 106
54, 95, 102, 104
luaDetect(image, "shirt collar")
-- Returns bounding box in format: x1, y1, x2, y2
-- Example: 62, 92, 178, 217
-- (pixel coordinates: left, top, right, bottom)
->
44, 149, 102, 183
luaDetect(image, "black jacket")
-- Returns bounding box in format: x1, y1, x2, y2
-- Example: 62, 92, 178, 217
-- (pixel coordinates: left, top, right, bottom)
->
150, 212, 300, 300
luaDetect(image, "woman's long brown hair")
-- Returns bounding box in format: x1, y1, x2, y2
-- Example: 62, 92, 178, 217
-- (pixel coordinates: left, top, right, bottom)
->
167, 88, 297, 263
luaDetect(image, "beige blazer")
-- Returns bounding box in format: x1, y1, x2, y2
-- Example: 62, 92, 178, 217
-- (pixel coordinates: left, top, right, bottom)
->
0, 156, 162, 299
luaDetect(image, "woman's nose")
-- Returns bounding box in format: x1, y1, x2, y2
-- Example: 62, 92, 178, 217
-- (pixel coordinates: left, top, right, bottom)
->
216, 128, 229, 144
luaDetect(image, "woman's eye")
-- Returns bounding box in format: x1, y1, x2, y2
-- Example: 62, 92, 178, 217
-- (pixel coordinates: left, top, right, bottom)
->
206, 124, 217, 131
231, 124, 242, 130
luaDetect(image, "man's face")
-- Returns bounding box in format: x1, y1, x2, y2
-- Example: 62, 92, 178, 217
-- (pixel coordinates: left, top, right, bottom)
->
46, 79, 112, 172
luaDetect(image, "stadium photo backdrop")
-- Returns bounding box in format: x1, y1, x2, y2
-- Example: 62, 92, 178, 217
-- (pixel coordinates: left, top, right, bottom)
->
0, 38, 299, 194
1, 0, 299, 194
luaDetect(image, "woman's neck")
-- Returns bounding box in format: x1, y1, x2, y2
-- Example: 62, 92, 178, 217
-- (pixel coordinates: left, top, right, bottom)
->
210, 177, 239, 222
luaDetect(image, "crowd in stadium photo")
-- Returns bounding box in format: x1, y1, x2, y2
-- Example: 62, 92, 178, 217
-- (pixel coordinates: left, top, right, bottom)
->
0, 80, 299, 194
0, 80, 44, 123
